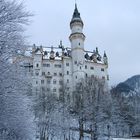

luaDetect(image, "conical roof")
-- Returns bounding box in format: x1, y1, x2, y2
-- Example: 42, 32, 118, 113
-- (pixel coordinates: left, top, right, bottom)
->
70, 4, 83, 25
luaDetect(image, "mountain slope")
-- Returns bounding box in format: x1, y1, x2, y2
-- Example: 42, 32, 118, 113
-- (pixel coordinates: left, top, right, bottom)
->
113, 75, 140, 96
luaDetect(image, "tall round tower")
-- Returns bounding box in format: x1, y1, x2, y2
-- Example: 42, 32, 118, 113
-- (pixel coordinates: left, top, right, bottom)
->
69, 4, 86, 86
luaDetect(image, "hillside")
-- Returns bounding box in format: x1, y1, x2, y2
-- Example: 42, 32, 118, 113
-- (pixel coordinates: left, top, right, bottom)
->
111, 75, 140, 137
113, 75, 140, 96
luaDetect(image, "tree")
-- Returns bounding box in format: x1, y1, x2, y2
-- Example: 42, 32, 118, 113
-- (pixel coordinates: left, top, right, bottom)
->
0, 0, 34, 139
110, 86, 140, 138
32, 77, 111, 140
71, 77, 111, 140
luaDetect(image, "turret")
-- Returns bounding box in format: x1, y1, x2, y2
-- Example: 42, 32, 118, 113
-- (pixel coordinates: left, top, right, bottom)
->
50, 46, 55, 60
70, 4, 84, 33
103, 51, 108, 66
69, 4, 85, 49
70, 4, 86, 86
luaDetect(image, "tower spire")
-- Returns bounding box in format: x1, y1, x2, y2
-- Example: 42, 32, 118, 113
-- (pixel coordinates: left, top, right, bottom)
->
75, 0, 77, 8
70, 2, 83, 26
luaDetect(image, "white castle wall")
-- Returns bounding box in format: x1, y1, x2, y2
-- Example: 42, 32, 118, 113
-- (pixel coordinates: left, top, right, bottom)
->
30, 4, 109, 95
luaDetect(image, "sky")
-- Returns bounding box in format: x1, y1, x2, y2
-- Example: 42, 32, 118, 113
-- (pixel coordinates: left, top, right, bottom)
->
24, 0, 140, 86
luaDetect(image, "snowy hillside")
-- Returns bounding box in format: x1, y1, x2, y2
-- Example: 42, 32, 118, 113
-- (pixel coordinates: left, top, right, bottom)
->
111, 75, 140, 138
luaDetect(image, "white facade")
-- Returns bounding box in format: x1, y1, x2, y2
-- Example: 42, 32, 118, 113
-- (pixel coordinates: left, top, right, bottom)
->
29, 4, 109, 95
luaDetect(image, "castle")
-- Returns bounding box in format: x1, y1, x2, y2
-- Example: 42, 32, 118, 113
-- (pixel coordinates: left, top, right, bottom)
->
24, 4, 109, 95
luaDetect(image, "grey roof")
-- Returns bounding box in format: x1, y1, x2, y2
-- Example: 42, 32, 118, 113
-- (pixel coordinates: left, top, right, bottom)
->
70, 4, 83, 25
104, 51, 107, 57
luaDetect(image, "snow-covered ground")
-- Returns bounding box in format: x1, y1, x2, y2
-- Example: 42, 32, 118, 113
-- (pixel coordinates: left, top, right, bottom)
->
112, 138, 140, 140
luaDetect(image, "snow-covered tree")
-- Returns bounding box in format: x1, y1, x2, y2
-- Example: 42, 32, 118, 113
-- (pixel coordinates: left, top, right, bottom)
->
70, 77, 111, 140
0, 0, 35, 139
110, 82, 140, 138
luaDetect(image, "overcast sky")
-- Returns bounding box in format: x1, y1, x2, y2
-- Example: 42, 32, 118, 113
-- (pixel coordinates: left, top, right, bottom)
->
24, 0, 140, 85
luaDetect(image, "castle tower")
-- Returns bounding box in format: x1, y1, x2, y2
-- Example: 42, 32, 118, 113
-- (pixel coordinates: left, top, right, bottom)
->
69, 4, 86, 87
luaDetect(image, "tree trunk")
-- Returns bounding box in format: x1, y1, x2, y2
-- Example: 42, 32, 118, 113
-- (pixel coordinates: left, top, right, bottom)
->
93, 122, 98, 140
79, 119, 84, 140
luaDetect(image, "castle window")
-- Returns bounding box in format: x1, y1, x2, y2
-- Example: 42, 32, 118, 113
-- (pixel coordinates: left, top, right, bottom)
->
54, 73, 57, 76
85, 65, 87, 69
42, 72, 45, 76
66, 63, 69, 66
90, 67, 94, 70
75, 61, 77, 65
101, 68, 104, 72
36, 81, 38, 84
86, 73, 88, 77
67, 79, 69, 83
102, 76, 105, 80
59, 88, 63, 92
35, 72, 39, 76
67, 71, 69, 75
36, 63, 39, 67
107, 75, 109, 80
55, 64, 61, 68
59, 73, 62, 76
53, 88, 56, 92
43, 63, 50, 67
41, 80, 44, 84
42, 87, 45, 92
80, 66, 81, 69
53, 79, 57, 84
76, 76, 77, 79
47, 88, 50, 92
59, 80, 63, 85
79, 43, 80, 46
47, 80, 51, 84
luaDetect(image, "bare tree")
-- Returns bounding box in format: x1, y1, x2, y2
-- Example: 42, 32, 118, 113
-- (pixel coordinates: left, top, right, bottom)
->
70, 77, 111, 140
